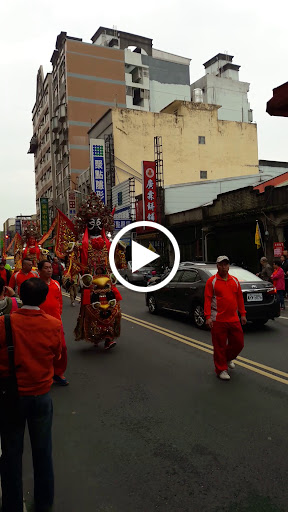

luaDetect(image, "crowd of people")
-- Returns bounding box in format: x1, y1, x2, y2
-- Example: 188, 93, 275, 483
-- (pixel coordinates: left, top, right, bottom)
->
257, 250, 288, 310
0, 247, 287, 510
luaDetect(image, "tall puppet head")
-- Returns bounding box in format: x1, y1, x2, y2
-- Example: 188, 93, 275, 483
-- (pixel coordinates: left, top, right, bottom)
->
74, 192, 114, 238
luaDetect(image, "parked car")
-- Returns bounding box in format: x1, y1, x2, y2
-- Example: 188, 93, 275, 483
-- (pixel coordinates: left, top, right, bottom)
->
146, 263, 280, 328
120, 261, 156, 285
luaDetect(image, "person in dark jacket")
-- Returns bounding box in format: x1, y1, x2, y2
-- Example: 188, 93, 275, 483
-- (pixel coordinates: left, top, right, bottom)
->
257, 257, 272, 281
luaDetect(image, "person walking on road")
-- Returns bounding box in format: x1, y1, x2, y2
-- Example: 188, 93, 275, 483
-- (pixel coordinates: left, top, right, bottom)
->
8, 258, 39, 295
280, 253, 288, 298
0, 278, 62, 512
51, 256, 63, 285
204, 255, 247, 381
271, 259, 286, 310
257, 256, 272, 282
38, 260, 69, 386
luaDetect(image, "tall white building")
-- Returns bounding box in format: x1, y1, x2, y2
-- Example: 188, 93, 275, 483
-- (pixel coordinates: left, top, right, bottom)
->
190, 53, 253, 123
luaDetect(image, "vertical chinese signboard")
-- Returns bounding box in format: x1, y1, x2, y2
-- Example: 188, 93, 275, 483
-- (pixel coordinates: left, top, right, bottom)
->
274, 242, 284, 257
90, 139, 106, 204
142, 161, 157, 222
68, 191, 76, 220
40, 198, 49, 235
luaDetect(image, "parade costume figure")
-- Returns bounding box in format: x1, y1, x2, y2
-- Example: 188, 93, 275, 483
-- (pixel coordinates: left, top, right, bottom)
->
12, 222, 49, 271
55, 192, 126, 349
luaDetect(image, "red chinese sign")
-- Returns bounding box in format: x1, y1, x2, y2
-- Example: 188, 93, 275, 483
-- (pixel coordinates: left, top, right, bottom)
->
142, 161, 157, 223
274, 242, 284, 257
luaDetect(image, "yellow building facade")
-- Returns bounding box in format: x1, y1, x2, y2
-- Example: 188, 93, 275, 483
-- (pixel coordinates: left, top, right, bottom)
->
101, 101, 259, 195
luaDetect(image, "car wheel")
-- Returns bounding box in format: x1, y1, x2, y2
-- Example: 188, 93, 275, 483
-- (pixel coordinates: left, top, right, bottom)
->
252, 319, 268, 326
125, 275, 129, 282
193, 304, 206, 329
148, 295, 158, 314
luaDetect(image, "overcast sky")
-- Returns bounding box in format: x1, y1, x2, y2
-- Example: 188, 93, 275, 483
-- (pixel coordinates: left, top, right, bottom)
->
1, 0, 287, 228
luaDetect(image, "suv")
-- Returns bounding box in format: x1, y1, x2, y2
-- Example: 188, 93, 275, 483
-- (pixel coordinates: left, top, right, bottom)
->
146, 263, 280, 328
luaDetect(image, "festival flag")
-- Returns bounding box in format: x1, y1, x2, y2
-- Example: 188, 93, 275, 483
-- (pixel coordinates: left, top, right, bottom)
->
148, 242, 156, 253
255, 221, 261, 250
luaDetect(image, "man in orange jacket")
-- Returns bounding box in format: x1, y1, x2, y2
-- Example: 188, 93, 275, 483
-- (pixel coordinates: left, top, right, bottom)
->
38, 259, 69, 386
0, 278, 62, 512
204, 255, 247, 380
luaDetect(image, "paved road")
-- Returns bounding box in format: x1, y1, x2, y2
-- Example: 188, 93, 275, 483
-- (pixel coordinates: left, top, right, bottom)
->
22, 288, 288, 512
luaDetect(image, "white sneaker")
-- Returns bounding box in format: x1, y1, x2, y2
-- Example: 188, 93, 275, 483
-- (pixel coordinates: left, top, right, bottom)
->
228, 360, 235, 369
218, 370, 231, 380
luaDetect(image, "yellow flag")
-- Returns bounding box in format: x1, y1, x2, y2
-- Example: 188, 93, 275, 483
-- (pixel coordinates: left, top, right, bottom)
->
148, 242, 156, 253
255, 222, 261, 249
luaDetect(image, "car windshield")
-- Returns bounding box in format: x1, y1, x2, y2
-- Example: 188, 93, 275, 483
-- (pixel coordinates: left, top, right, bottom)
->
206, 266, 263, 282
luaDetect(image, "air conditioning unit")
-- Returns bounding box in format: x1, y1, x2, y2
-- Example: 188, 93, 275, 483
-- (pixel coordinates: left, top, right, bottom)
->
139, 89, 145, 99
132, 68, 142, 83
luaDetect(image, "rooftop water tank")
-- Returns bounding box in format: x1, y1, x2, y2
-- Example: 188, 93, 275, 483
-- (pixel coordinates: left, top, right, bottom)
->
192, 88, 204, 103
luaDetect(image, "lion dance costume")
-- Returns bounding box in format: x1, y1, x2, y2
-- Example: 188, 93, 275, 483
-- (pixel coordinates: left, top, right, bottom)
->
55, 192, 126, 348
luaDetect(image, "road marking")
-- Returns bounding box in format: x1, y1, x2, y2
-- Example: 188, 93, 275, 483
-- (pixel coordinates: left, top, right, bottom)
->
122, 313, 288, 386
62, 293, 288, 385
279, 316, 288, 320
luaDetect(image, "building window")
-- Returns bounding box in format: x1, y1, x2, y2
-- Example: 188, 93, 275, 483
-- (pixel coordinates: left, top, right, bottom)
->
200, 170, 207, 179
118, 192, 123, 205
198, 136, 205, 144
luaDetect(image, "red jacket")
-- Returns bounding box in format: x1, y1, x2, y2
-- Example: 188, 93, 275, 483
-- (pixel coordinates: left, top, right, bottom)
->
40, 278, 62, 321
271, 267, 285, 291
0, 309, 62, 396
204, 273, 246, 322
9, 269, 39, 295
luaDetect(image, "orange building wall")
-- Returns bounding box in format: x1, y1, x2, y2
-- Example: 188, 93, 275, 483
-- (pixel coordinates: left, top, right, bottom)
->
65, 40, 126, 173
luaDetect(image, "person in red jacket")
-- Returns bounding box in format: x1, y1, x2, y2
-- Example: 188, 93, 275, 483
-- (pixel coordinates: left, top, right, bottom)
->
8, 257, 39, 295
204, 255, 247, 380
0, 278, 62, 512
38, 259, 69, 386
271, 259, 285, 310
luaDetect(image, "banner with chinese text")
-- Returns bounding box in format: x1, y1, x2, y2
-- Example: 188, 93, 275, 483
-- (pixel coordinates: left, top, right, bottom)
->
274, 242, 284, 257
40, 198, 49, 235
142, 161, 157, 223
90, 139, 107, 204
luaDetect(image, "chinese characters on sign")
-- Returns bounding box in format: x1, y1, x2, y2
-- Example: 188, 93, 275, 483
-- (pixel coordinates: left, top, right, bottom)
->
142, 161, 157, 223
90, 139, 106, 204
114, 206, 131, 231
68, 191, 76, 220
274, 242, 284, 257
40, 198, 49, 235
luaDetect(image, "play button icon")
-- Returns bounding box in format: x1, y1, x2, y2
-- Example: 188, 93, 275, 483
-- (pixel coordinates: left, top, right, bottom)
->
109, 221, 180, 293
131, 240, 160, 273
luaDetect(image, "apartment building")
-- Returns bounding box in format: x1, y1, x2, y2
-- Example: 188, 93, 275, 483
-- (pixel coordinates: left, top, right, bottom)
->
29, 28, 191, 217
28, 67, 55, 223
190, 53, 253, 123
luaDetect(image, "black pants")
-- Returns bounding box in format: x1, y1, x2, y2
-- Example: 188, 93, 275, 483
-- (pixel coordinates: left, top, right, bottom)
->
0, 392, 54, 512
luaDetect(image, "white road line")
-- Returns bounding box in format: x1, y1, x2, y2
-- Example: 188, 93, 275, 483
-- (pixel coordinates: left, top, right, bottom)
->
279, 316, 288, 320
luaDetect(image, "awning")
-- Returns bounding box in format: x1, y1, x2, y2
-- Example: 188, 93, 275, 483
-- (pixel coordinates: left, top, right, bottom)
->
266, 82, 288, 117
